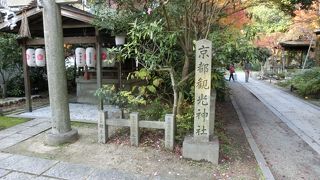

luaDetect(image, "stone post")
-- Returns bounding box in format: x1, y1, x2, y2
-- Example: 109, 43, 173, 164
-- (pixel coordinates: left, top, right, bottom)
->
194, 39, 212, 142
98, 111, 108, 143
182, 39, 219, 164
130, 112, 139, 146
43, 0, 78, 145
165, 114, 174, 150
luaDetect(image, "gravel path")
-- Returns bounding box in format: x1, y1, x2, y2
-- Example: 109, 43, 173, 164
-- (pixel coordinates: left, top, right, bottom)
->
229, 82, 320, 179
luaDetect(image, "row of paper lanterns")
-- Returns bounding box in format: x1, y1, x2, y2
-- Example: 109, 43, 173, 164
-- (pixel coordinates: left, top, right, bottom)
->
75, 47, 115, 68
26, 47, 115, 68
26, 48, 46, 67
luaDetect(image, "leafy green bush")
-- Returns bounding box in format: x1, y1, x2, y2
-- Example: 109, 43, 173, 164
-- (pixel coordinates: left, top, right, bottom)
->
276, 72, 286, 79
282, 68, 320, 97
138, 98, 170, 121
7, 75, 24, 97
212, 69, 228, 102
176, 103, 194, 144
251, 62, 261, 71
95, 85, 146, 112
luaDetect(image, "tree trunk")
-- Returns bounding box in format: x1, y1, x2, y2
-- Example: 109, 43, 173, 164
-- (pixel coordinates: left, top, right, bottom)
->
315, 36, 320, 66
169, 68, 177, 133
177, 54, 190, 115
1, 83, 7, 98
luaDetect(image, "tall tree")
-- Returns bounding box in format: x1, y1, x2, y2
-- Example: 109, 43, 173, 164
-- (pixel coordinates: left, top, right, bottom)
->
0, 33, 21, 98
93, 0, 246, 115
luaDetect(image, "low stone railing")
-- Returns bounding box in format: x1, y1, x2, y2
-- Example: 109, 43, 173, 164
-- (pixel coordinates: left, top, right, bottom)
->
98, 111, 174, 150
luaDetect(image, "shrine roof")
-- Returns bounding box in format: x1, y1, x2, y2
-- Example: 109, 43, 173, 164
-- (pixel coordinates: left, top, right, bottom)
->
0, 4, 95, 37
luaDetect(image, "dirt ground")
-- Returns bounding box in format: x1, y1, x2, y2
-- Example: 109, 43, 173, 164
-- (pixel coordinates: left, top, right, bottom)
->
4, 98, 261, 179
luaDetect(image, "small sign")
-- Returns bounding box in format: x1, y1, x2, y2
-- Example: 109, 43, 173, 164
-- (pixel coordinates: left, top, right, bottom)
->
194, 39, 212, 142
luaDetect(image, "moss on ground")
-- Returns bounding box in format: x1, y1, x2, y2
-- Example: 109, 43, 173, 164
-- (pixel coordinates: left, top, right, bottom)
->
0, 116, 30, 130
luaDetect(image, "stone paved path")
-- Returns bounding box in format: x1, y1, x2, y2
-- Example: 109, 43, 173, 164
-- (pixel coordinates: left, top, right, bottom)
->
237, 72, 320, 154
11, 103, 120, 123
0, 118, 148, 180
230, 72, 320, 179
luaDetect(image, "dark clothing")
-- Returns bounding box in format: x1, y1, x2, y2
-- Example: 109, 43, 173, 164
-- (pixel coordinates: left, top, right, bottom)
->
229, 73, 234, 81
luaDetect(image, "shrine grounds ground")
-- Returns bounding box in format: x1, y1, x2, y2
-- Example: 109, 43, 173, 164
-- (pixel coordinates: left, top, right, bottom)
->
2, 96, 262, 179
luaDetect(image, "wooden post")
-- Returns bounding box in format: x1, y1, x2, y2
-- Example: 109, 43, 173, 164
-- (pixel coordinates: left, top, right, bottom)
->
95, 28, 103, 110
21, 40, 32, 112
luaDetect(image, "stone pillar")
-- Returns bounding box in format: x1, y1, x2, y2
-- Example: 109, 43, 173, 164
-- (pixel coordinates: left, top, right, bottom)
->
165, 114, 174, 150
43, 0, 78, 145
98, 111, 107, 143
182, 39, 219, 164
130, 112, 139, 146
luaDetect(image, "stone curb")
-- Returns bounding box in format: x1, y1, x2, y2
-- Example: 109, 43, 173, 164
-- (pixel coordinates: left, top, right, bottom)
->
230, 94, 275, 180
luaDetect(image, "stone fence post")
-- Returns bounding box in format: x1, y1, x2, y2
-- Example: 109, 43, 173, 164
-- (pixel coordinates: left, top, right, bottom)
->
98, 111, 108, 144
130, 112, 139, 146
165, 114, 174, 150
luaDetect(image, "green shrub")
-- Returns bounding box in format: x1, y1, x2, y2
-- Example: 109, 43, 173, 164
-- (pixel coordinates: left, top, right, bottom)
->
175, 103, 194, 144
276, 72, 285, 79
251, 62, 261, 71
7, 75, 24, 97
212, 69, 228, 102
138, 98, 170, 121
285, 68, 320, 97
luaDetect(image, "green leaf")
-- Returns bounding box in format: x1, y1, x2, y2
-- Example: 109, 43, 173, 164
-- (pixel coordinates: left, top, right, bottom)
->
147, 85, 156, 93
153, 79, 161, 87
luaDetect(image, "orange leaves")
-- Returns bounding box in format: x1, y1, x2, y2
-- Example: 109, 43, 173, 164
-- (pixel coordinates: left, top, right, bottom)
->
292, 2, 319, 29
220, 9, 251, 29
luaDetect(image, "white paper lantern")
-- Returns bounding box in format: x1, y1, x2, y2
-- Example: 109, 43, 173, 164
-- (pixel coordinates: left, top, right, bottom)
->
102, 48, 115, 67
86, 47, 96, 67
35, 48, 46, 67
26, 48, 36, 67
115, 35, 125, 45
75, 47, 85, 67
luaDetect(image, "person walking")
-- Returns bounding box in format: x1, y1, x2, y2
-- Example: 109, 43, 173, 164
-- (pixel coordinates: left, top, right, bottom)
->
228, 64, 235, 81
244, 60, 252, 82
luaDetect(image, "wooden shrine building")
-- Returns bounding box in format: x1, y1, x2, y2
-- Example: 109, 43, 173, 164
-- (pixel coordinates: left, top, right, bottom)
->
279, 40, 315, 69
0, 4, 136, 111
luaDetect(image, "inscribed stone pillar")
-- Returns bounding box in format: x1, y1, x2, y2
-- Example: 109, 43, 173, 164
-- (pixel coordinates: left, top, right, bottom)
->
182, 39, 219, 164
194, 39, 212, 142
43, 0, 78, 145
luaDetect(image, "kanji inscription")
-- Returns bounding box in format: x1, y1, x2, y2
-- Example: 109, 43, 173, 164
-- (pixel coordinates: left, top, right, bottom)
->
194, 39, 212, 141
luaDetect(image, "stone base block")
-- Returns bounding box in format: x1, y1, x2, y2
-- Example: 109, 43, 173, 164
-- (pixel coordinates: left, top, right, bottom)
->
46, 129, 78, 146
182, 135, 219, 164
